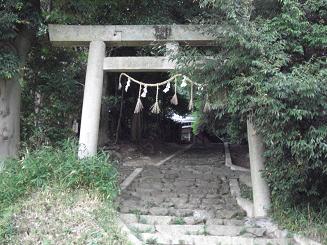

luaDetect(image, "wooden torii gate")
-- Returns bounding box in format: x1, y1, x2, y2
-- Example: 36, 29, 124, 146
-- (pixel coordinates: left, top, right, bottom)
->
48, 24, 270, 218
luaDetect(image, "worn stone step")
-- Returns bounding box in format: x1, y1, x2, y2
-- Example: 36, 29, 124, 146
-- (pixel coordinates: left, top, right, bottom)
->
141, 233, 295, 245
128, 223, 267, 237
120, 213, 173, 225
207, 218, 245, 226
120, 213, 246, 226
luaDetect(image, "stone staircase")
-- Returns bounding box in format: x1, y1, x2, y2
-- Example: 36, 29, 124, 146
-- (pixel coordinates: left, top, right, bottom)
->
120, 213, 293, 244
118, 144, 295, 245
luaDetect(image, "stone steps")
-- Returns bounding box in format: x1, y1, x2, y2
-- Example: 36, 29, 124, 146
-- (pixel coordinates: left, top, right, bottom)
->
128, 223, 267, 237
120, 213, 245, 226
140, 233, 294, 245
118, 146, 296, 245
121, 213, 296, 245
119, 205, 244, 220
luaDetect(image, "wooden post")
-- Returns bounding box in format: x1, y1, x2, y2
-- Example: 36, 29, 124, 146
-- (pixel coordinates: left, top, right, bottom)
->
0, 79, 20, 168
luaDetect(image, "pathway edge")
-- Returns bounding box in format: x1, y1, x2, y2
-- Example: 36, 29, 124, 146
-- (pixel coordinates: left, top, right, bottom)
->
118, 218, 143, 245
225, 142, 322, 245
223, 142, 250, 172
154, 143, 193, 167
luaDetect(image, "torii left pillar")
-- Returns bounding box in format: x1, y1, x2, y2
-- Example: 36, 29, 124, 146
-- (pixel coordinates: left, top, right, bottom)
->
78, 41, 106, 158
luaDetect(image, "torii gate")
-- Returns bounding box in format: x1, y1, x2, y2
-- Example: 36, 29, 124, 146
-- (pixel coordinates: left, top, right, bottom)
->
48, 24, 270, 218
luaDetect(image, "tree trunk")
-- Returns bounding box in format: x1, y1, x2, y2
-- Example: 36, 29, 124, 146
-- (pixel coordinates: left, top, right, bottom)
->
0, 33, 35, 165
0, 79, 21, 163
0, 0, 40, 166
48, 0, 53, 12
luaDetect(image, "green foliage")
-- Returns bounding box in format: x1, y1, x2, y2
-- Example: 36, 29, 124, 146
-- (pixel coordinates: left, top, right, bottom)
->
256, 60, 327, 203
0, 0, 40, 41
0, 205, 17, 240
0, 11, 19, 40
21, 44, 85, 147
1, 189, 129, 244
0, 0, 41, 80
0, 52, 20, 80
0, 139, 118, 214
240, 182, 253, 201
178, 1, 327, 239
47, 0, 201, 25
170, 217, 186, 225
177, 0, 327, 208
271, 200, 327, 243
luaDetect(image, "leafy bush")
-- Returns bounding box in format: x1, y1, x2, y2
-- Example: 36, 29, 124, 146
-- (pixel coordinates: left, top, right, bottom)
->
177, 0, 327, 206
21, 45, 85, 148
0, 140, 118, 211
271, 200, 327, 242
0, 51, 19, 80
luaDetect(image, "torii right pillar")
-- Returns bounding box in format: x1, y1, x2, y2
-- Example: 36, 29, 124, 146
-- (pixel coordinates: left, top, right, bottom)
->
247, 118, 271, 217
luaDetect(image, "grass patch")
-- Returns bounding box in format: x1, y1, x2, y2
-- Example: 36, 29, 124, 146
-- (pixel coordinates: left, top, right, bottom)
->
0, 140, 118, 211
271, 201, 327, 244
195, 225, 210, 236
170, 217, 186, 225
4, 188, 128, 244
0, 140, 127, 244
145, 237, 158, 244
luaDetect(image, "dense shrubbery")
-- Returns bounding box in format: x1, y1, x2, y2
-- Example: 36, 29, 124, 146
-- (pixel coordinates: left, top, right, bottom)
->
180, 0, 327, 207
0, 140, 118, 212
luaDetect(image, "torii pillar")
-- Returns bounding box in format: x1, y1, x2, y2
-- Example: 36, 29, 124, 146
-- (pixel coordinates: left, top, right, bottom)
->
247, 118, 271, 217
78, 41, 106, 158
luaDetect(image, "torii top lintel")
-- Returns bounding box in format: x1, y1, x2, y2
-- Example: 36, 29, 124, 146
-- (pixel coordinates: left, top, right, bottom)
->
48, 24, 218, 47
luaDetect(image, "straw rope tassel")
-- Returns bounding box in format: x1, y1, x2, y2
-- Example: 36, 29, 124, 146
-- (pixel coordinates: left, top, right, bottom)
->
134, 85, 144, 114
170, 80, 178, 105
151, 85, 160, 114
188, 83, 194, 111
